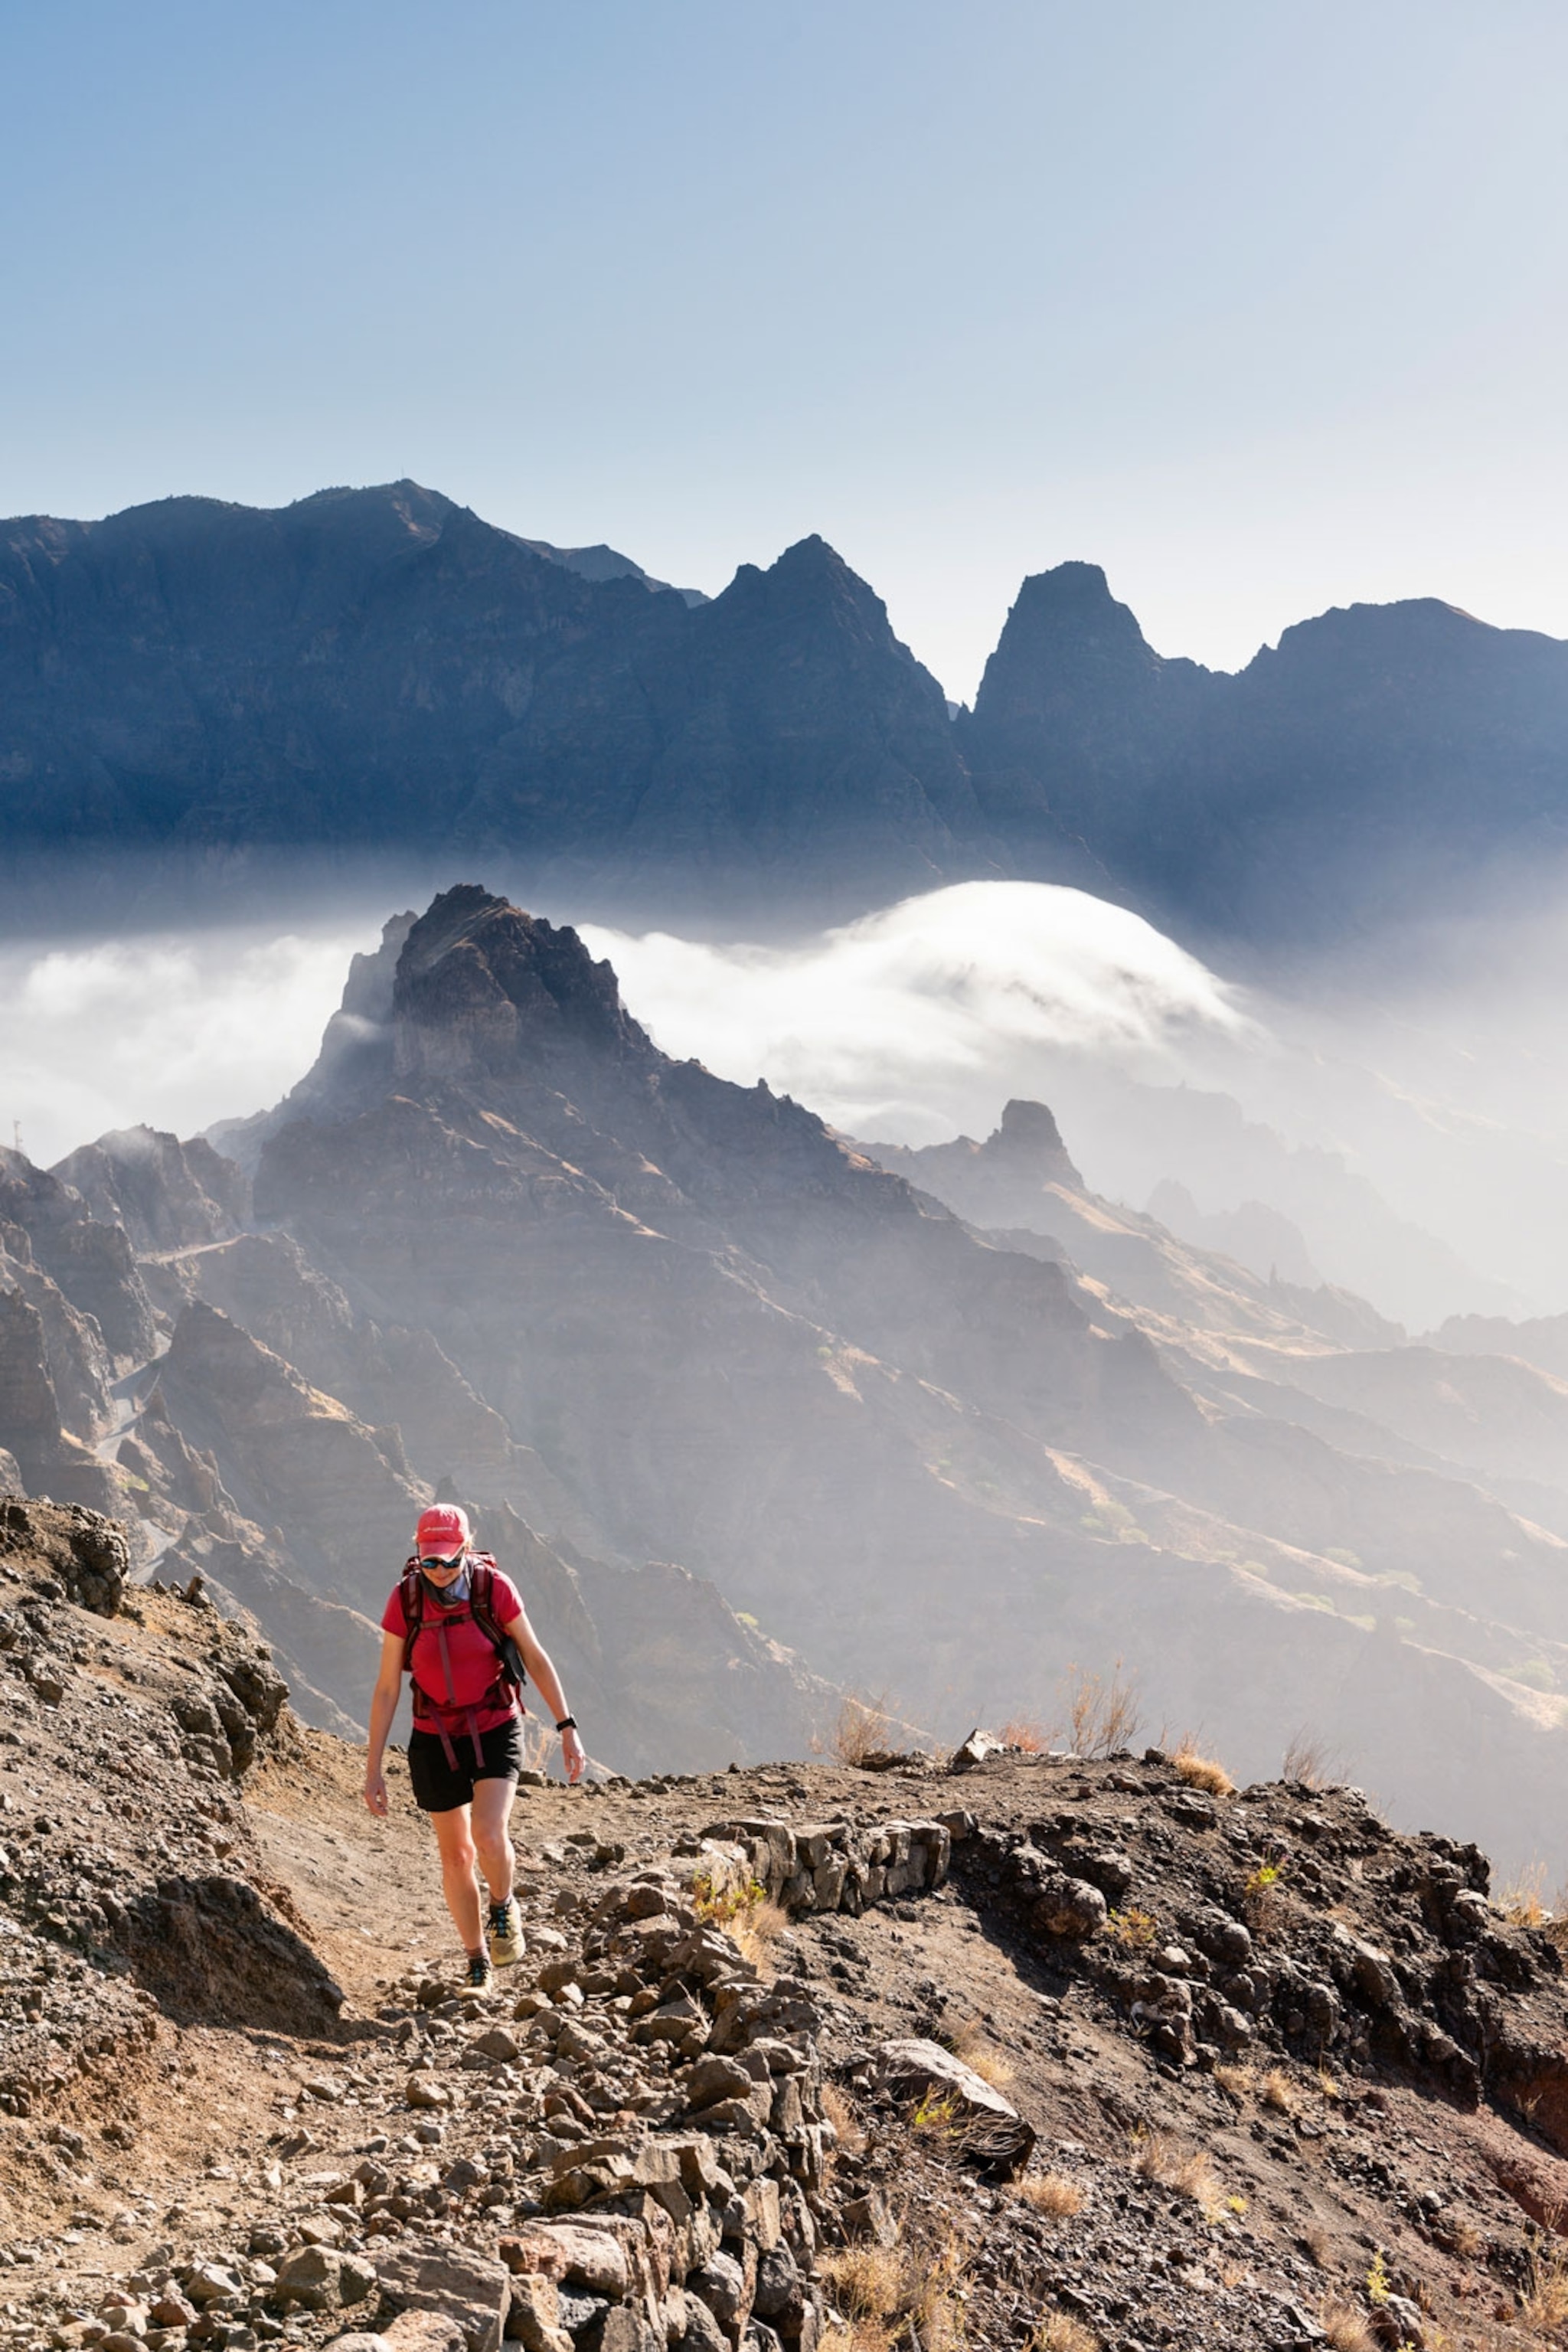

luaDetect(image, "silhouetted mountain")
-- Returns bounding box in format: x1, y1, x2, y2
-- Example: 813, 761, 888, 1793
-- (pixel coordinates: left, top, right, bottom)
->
962, 565, 1568, 942
0, 483, 982, 925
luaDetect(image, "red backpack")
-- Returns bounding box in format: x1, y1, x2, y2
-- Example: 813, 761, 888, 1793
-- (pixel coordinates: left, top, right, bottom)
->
399, 1552, 528, 1766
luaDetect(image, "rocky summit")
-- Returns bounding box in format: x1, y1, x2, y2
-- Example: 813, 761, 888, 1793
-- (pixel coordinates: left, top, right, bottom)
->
6, 1503, 1568, 2352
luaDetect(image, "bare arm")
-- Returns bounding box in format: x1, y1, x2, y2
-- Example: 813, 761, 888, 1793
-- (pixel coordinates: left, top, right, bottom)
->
363, 1628, 406, 1817
505, 1609, 586, 1785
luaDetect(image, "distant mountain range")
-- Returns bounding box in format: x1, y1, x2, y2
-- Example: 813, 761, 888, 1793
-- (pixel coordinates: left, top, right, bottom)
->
5, 480, 1568, 942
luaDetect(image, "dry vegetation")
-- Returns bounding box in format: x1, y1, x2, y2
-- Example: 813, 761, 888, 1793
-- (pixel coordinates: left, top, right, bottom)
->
1129, 2135, 1226, 2223
829, 1694, 895, 1766
730, 1893, 792, 1969
1281, 1730, 1337, 1787
1261, 2067, 1298, 2115
820, 2080, 866, 2158
1521, 2243, 1568, 2333
1063, 1661, 1142, 1759
998, 1717, 1052, 1753
1173, 1745, 1235, 1798
1318, 2300, 1375, 2352
1015, 2171, 1086, 2218
942, 2014, 1016, 2088
820, 2213, 972, 2352
1029, 2316, 1099, 2352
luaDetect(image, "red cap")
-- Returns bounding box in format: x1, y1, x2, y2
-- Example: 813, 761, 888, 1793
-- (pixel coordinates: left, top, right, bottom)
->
416, 1504, 471, 1560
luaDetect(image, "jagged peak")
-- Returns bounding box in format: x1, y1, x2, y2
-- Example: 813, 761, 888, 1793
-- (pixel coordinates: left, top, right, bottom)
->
393, 884, 654, 1085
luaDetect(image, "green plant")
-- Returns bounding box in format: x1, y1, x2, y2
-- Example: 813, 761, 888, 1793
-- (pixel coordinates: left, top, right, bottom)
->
913, 2089, 962, 2137
1365, 2251, 1390, 2305
1106, 1906, 1158, 1949
691, 1869, 766, 1929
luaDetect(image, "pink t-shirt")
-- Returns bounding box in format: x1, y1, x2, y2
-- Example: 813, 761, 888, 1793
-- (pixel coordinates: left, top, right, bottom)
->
382, 1564, 525, 1735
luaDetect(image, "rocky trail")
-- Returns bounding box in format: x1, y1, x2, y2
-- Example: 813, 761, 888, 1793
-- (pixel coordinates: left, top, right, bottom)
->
7, 1504, 1568, 2350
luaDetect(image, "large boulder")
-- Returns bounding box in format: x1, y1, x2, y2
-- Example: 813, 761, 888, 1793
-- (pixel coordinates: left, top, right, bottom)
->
874, 2037, 1037, 2178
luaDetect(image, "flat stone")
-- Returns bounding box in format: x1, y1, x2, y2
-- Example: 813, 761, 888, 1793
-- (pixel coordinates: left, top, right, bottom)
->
382, 2317, 469, 2352
505, 2272, 574, 2352
683, 2055, 755, 2112
472, 2024, 521, 2062
501, 2222, 630, 2299
874, 2038, 1036, 2178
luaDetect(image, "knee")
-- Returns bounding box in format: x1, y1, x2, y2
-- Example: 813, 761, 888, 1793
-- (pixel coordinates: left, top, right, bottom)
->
443, 1835, 477, 1876
474, 1821, 511, 1866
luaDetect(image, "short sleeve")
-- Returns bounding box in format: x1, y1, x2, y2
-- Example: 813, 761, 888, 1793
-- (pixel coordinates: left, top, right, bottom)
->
381, 1585, 409, 1637
489, 1571, 525, 1625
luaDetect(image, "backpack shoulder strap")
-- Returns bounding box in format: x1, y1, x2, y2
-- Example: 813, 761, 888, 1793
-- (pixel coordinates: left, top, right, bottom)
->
398, 1560, 424, 1671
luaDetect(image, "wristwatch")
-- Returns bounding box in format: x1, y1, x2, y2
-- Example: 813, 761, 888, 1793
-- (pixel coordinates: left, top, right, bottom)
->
555, 1715, 577, 1733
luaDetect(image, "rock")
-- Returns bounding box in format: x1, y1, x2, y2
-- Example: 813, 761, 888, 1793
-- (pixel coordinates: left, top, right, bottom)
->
383, 2318, 469, 2352
275, 2245, 345, 2311
472, 2024, 522, 2062
506, 2274, 573, 2352
675, 2299, 727, 2352
150, 2298, 196, 2328
326, 2337, 394, 2352
949, 1730, 1004, 1774
377, 2234, 513, 2352
185, 2262, 245, 2305
1031, 1876, 1108, 1940
683, 2056, 756, 2112
687, 2251, 749, 2334
501, 2223, 629, 2299
874, 2037, 1037, 2178
841, 2191, 897, 2246
406, 2070, 452, 2109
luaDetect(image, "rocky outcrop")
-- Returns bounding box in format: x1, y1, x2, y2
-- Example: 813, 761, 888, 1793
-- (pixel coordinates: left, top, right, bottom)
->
54, 1124, 250, 1254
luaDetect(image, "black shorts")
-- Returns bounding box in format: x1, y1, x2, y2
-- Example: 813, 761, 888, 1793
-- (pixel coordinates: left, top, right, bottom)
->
407, 1717, 525, 1814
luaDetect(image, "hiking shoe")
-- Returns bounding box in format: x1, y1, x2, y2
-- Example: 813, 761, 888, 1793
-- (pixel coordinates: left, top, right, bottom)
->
462, 1950, 492, 1996
487, 1893, 523, 1968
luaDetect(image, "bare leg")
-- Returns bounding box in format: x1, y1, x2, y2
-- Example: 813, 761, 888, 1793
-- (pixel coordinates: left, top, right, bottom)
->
471, 1775, 518, 1908
430, 1803, 484, 1955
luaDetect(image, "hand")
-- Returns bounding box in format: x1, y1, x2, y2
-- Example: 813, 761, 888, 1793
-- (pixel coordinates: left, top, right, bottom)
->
363, 1767, 388, 1818
561, 1726, 586, 1786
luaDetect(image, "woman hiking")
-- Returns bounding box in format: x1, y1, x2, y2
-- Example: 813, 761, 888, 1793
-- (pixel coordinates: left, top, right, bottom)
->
363, 1503, 586, 1990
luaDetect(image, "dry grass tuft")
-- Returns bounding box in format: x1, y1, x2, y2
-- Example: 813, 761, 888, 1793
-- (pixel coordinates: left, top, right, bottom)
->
1214, 2063, 1253, 2101
1521, 2243, 1568, 2332
1318, 2301, 1375, 2352
1031, 2315, 1099, 2352
1173, 1746, 1235, 1798
998, 1716, 1053, 1753
1129, 2135, 1225, 2220
831, 1693, 895, 1766
1261, 2067, 1299, 2115
1062, 1659, 1142, 1759
1281, 1730, 1337, 1788
823, 2219, 972, 2352
730, 1895, 792, 1968
1299, 2223, 1333, 2269
820, 2244, 905, 2321
1016, 2171, 1086, 2218
1438, 2212, 1484, 2260
821, 2079, 866, 2157
942, 2014, 1015, 2088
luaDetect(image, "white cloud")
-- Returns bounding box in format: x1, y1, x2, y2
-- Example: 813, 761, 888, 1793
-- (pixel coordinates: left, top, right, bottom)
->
0, 926, 374, 1166
582, 880, 1254, 1141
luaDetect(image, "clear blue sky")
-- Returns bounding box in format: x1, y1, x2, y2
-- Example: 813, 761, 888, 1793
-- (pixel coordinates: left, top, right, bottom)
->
4, 0, 1566, 695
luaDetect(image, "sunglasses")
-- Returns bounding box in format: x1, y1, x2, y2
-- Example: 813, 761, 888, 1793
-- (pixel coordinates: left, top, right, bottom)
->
418, 1555, 466, 1573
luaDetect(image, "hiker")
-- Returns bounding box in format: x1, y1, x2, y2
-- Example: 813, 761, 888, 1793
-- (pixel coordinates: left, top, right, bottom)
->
363, 1503, 585, 1990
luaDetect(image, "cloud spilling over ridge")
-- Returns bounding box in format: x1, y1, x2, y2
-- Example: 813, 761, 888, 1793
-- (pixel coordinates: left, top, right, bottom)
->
0, 927, 374, 1165
582, 881, 1255, 1142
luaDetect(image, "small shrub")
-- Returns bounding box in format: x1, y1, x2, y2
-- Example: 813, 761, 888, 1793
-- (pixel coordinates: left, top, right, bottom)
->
1521, 2243, 1568, 2332
1031, 2315, 1098, 2352
1130, 2135, 1224, 2221
822, 2079, 866, 2157
1365, 2251, 1390, 2305
731, 1893, 792, 1968
1300, 2224, 1333, 2268
913, 2089, 962, 2138
1174, 1746, 1235, 1798
1214, 2063, 1253, 2101
831, 1694, 894, 1767
821, 2243, 904, 2321
1281, 1730, 1337, 1787
944, 2013, 1015, 2086
1500, 1864, 1549, 1928
1060, 1659, 1142, 1759
1261, 2068, 1298, 2115
1438, 2213, 1483, 2259
1016, 2171, 1085, 2218
1243, 1860, 1291, 1939
1106, 1906, 1158, 1949
998, 1717, 1053, 1753
1318, 2302, 1374, 2352
691, 1869, 767, 1929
